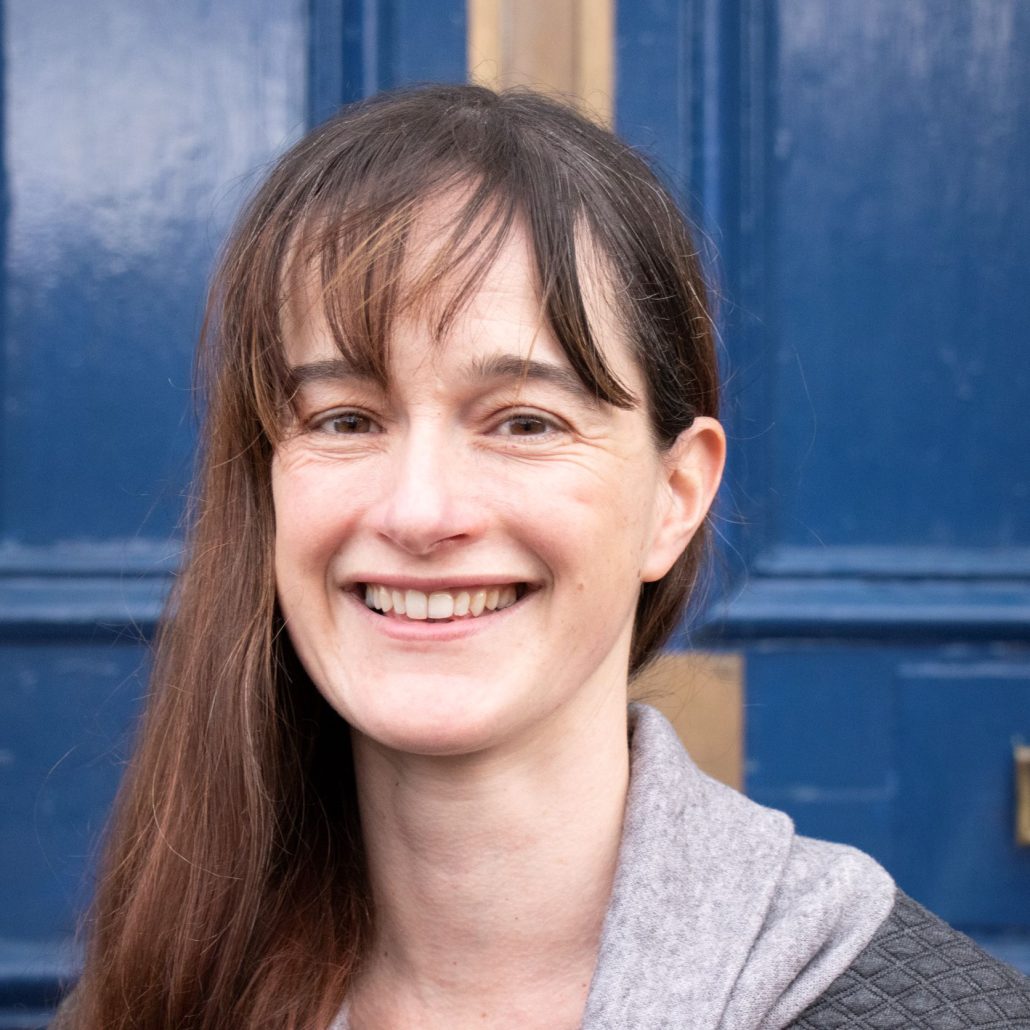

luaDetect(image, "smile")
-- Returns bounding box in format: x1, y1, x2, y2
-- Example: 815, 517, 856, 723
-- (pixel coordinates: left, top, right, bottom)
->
361, 583, 525, 621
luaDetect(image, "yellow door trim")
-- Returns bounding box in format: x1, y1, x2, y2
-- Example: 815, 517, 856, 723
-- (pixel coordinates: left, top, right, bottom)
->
468, 0, 614, 125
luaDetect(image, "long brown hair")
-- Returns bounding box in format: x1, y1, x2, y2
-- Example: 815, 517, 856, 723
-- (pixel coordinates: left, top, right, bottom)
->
66, 85, 719, 1028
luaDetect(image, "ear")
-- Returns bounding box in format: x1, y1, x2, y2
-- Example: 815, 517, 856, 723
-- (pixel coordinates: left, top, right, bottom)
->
640, 416, 726, 583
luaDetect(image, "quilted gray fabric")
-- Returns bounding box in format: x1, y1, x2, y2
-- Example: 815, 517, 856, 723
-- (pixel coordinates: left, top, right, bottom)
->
787, 892, 1030, 1029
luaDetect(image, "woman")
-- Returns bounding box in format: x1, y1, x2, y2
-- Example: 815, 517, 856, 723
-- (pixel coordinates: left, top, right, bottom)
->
57, 85, 1029, 1029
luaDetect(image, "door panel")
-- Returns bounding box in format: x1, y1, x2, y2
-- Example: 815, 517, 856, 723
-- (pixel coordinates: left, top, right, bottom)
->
745, 646, 897, 864
895, 660, 1030, 925
769, 0, 1030, 563
0, 641, 147, 937
3, 0, 307, 552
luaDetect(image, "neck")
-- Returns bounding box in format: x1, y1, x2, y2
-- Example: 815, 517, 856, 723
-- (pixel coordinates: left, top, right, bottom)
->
347, 685, 630, 1030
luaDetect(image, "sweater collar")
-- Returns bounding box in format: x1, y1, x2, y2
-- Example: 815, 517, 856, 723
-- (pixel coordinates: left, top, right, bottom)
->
581, 703, 894, 1030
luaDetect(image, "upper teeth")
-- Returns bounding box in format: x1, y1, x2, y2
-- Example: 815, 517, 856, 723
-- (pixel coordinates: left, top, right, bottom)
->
363, 584, 520, 620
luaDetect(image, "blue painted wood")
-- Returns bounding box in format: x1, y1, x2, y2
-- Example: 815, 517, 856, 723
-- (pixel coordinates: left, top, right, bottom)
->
310, 0, 466, 124
745, 645, 1030, 933
697, 576, 1030, 641
618, 0, 1030, 608
0, 577, 164, 640
894, 660, 1030, 925
0, 940, 77, 1026
0, 642, 149, 939
0, 1014, 49, 1029
754, 545, 1030, 580
1, 0, 307, 553
0, 9, 311, 1008
618, 0, 1030, 935
768, 1, 1030, 558
972, 935, 1030, 977
308, 0, 347, 125
744, 646, 899, 864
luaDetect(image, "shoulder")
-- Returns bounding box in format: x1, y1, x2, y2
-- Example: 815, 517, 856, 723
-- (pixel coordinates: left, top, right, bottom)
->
786, 891, 1030, 1029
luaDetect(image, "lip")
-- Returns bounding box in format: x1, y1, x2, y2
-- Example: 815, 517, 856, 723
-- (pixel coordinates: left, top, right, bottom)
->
343, 583, 533, 642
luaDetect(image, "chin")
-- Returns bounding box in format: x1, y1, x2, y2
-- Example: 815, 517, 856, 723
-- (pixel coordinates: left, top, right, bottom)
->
328, 672, 528, 758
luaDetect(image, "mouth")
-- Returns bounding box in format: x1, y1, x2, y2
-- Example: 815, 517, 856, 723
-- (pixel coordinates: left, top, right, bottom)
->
356, 582, 530, 623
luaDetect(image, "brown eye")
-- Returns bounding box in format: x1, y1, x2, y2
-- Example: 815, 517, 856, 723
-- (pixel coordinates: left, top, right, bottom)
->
501, 414, 553, 436
325, 412, 377, 434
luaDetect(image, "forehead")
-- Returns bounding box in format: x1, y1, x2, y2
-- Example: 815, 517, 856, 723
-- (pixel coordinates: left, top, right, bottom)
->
281, 205, 643, 396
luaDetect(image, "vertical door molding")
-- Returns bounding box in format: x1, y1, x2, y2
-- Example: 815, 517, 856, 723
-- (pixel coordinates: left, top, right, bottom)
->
309, 0, 466, 125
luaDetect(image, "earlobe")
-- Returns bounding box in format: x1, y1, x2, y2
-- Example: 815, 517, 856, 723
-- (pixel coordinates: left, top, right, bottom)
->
640, 416, 726, 582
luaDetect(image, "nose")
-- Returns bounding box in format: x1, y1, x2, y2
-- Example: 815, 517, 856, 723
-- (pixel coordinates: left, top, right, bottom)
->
369, 426, 485, 556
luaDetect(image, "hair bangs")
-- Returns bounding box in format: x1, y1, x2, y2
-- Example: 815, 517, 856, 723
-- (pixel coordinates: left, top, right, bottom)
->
248, 170, 638, 445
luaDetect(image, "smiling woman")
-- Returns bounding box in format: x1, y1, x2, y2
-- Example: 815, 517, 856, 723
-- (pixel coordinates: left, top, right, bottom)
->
272, 206, 718, 760
53, 86, 1030, 1030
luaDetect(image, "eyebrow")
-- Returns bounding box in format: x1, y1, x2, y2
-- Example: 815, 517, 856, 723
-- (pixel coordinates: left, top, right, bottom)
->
463, 354, 597, 403
287, 358, 376, 388
287, 353, 599, 404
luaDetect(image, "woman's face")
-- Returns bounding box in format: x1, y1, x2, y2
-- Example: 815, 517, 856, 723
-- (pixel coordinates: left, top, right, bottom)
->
272, 220, 701, 757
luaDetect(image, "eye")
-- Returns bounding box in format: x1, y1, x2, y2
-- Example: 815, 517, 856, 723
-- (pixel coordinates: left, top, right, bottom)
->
494, 412, 563, 438
313, 410, 380, 435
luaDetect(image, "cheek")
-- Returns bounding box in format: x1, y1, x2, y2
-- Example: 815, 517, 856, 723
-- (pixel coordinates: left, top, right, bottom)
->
514, 465, 656, 590
271, 457, 362, 582
565, 457, 662, 549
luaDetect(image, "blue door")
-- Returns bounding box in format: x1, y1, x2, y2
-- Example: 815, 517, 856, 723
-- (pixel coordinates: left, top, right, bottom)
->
0, 2, 464, 1025
3, 3, 1029, 1027
617, 0, 1030, 965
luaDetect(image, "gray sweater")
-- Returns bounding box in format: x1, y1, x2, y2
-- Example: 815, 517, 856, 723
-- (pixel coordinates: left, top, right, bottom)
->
580, 703, 896, 1028
578, 704, 1030, 1029
331, 702, 1030, 1029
